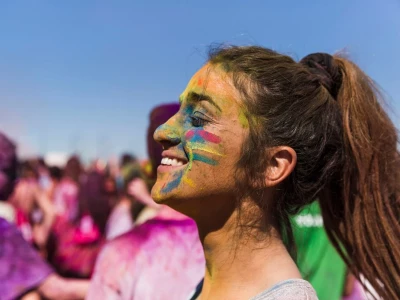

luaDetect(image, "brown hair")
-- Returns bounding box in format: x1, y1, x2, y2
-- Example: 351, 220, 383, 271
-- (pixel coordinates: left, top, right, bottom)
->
209, 46, 399, 299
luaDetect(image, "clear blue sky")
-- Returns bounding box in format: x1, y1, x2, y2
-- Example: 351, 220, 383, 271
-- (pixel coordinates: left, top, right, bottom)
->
1, 0, 399, 161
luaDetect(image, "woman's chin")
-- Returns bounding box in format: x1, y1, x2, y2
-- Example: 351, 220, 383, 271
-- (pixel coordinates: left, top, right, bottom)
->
151, 188, 164, 203
151, 183, 174, 204
151, 183, 191, 209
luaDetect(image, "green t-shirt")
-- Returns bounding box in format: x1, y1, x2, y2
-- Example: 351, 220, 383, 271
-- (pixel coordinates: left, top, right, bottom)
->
291, 202, 346, 300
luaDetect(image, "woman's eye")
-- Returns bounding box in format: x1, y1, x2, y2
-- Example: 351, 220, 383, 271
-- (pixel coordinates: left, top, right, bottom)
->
190, 116, 208, 127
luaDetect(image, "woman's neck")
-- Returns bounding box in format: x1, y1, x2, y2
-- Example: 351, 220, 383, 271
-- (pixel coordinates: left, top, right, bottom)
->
197, 201, 301, 300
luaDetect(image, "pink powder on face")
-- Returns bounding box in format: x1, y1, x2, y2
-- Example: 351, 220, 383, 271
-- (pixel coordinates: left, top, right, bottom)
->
185, 129, 221, 144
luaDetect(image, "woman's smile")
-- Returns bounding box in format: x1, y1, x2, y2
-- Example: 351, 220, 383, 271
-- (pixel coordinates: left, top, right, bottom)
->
157, 150, 189, 173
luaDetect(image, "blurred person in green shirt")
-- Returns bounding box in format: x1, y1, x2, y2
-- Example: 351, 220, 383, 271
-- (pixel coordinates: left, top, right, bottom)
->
292, 201, 359, 300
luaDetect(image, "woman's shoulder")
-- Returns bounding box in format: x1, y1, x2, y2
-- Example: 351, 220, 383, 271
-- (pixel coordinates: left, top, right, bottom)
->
251, 279, 318, 300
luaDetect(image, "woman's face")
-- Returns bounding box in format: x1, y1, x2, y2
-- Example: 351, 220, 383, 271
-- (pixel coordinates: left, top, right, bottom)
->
152, 64, 249, 212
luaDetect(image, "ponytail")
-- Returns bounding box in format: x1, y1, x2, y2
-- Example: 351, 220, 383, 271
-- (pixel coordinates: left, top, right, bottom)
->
319, 56, 400, 299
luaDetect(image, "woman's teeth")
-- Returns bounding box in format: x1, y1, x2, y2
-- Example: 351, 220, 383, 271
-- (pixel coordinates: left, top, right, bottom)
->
161, 157, 184, 167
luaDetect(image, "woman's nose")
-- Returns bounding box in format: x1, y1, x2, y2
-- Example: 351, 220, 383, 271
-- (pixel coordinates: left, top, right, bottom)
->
153, 119, 181, 149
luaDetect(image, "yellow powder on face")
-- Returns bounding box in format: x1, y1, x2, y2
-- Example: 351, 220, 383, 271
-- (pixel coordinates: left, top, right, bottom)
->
181, 147, 195, 188
153, 187, 161, 201
190, 142, 224, 156
183, 177, 195, 187
238, 110, 249, 128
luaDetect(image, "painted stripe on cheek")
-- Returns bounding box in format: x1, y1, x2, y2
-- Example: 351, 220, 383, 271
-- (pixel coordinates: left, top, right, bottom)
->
185, 129, 221, 144
192, 153, 218, 166
161, 170, 184, 193
190, 142, 223, 156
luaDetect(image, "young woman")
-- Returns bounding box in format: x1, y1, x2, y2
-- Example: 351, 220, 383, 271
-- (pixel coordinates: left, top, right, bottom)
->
152, 46, 399, 299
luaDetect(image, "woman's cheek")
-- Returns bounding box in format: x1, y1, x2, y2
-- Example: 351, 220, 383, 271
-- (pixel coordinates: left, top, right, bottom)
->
185, 129, 224, 167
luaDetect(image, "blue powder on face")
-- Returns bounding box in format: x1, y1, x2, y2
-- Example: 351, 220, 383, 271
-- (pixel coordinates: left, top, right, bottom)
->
188, 131, 205, 144
161, 169, 184, 194
158, 103, 219, 195
192, 153, 218, 166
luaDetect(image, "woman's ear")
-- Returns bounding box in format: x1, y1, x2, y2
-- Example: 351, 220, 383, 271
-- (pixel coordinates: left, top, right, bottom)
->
265, 146, 297, 187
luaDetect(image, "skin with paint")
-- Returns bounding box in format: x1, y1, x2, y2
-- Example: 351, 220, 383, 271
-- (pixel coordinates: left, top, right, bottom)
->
152, 64, 248, 218
153, 64, 302, 300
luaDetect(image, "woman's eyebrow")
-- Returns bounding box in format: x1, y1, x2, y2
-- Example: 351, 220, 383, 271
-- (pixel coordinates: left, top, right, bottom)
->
183, 91, 222, 112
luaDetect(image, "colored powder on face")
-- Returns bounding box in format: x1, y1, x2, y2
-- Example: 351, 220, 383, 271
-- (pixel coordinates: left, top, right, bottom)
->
185, 129, 221, 144
185, 130, 195, 140
192, 153, 218, 166
156, 104, 223, 193
187, 147, 194, 171
190, 142, 223, 156
197, 78, 203, 86
180, 147, 195, 188
181, 137, 222, 187
161, 170, 184, 194
181, 128, 221, 187
156, 124, 181, 143
238, 110, 249, 129
183, 177, 195, 187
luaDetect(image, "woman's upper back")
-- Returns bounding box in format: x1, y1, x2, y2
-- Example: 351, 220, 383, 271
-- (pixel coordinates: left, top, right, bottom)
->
251, 279, 318, 300
190, 279, 318, 300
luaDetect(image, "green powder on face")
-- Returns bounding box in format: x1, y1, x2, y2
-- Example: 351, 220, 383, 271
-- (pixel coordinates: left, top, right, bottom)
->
187, 147, 194, 171
238, 110, 249, 129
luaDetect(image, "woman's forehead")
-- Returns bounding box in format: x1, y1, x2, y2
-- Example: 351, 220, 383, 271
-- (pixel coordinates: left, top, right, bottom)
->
180, 64, 242, 109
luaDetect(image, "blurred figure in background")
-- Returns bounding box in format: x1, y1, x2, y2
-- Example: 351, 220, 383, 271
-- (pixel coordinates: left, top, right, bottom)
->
292, 202, 359, 300
37, 158, 51, 191
51, 170, 115, 278
105, 158, 142, 240
53, 155, 82, 222
46, 166, 63, 199
78, 171, 115, 236
87, 103, 205, 300
10, 160, 55, 255
0, 132, 89, 300
293, 201, 370, 300
0, 133, 18, 222
120, 153, 136, 170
